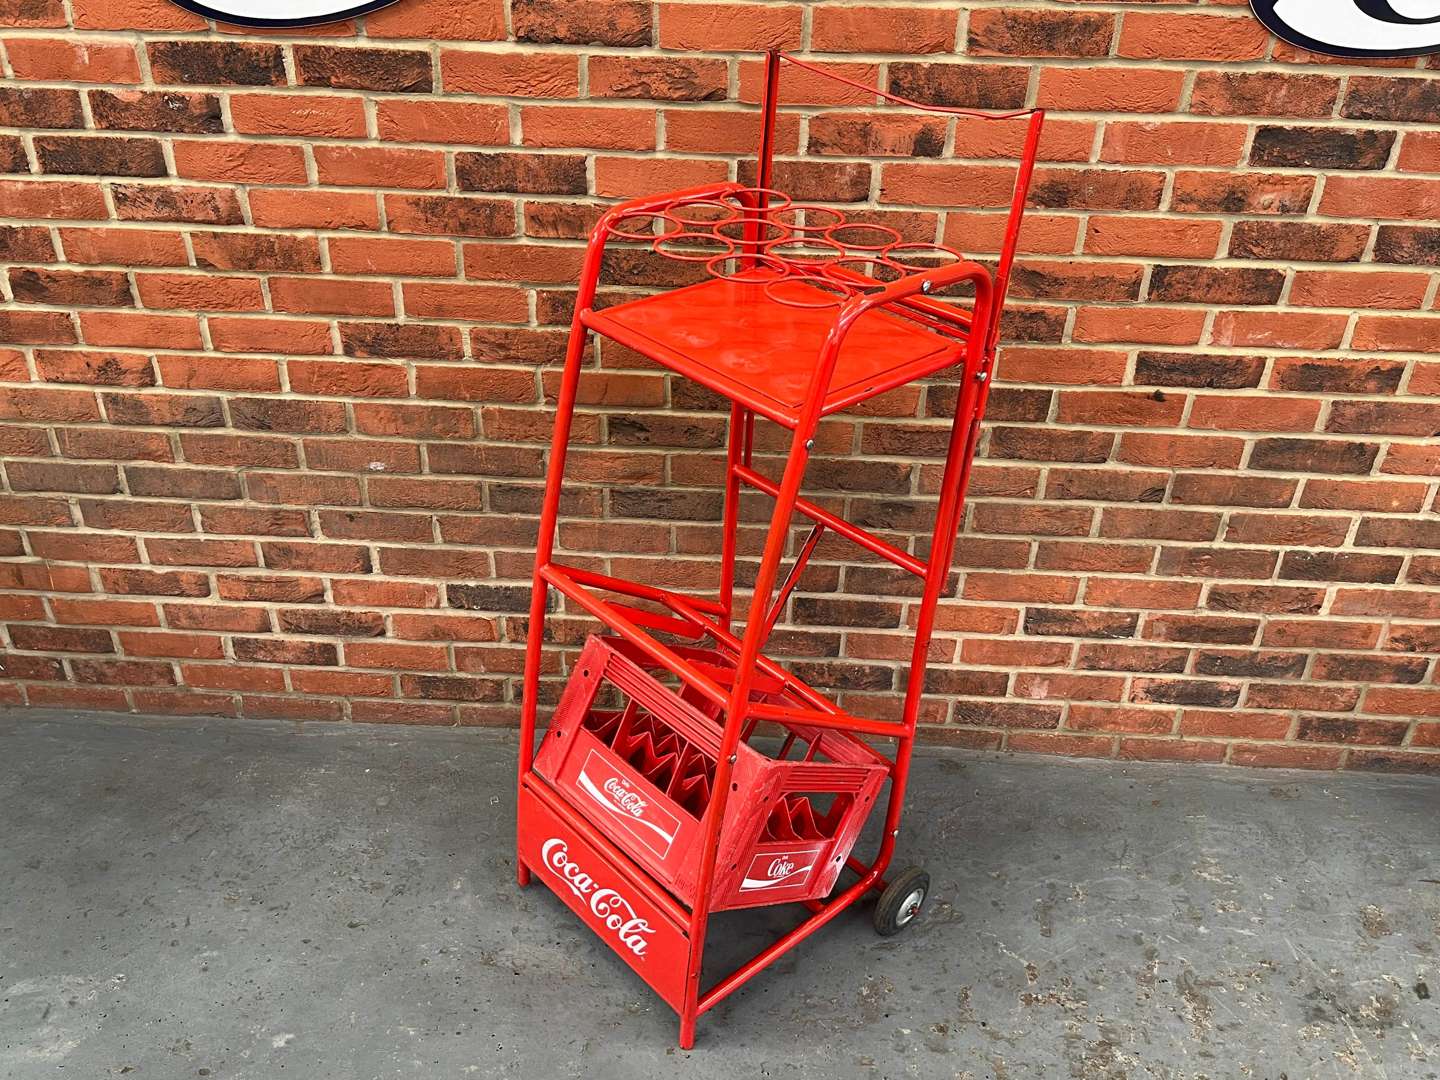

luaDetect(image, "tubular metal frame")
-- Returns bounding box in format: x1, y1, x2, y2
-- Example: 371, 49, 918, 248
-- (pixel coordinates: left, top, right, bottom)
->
516, 50, 1045, 1048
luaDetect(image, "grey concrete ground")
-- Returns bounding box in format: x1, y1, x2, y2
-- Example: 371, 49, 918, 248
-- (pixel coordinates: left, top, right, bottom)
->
0, 710, 1436, 1080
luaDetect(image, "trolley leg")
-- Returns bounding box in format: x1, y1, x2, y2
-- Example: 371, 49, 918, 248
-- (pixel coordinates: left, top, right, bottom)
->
869, 374, 990, 879
718, 403, 748, 632
516, 313, 594, 887
679, 414, 819, 1045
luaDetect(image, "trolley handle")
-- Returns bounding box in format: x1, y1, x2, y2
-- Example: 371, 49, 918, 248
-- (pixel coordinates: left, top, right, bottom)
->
834, 259, 994, 350
802, 259, 993, 437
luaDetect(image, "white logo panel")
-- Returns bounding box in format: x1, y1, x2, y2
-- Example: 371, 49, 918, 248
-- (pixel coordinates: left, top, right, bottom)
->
575, 749, 681, 859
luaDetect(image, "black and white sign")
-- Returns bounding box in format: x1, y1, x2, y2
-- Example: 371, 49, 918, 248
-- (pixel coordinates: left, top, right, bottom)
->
1252, 0, 1440, 58
169, 0, 399, 27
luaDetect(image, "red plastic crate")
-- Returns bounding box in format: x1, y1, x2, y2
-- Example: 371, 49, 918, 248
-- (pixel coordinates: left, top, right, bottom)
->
533, 635, 888, 911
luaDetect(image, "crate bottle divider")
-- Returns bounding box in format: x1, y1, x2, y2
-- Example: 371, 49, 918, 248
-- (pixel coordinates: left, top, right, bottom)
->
534, 635, 888, 912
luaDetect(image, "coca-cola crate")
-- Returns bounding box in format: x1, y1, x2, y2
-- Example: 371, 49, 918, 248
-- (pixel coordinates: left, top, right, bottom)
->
533, 635, 888, 911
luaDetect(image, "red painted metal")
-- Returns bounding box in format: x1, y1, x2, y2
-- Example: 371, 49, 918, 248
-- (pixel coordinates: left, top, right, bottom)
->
516, 49, 1044, 1047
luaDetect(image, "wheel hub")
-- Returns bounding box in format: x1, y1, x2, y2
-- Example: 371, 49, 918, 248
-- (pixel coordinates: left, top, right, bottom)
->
896, 886, 925, 926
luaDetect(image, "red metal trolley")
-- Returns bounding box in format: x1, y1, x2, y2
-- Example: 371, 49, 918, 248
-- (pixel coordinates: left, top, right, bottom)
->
516, 51, 1044, 1047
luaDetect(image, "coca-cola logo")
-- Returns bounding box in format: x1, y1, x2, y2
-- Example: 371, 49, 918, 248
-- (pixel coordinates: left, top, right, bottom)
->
575, 751, 679, 859
740, 846, 821, 892
541, 838, 653, 958
1252, 0, 1440, 57
602, 776, 648, 818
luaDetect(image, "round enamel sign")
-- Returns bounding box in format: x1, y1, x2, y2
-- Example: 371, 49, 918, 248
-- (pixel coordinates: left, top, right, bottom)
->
169, 0, 401, 27
1251, 0, 1440, 58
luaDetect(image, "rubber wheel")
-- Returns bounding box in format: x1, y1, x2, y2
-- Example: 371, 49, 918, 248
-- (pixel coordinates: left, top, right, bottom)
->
873, 866, 929, 936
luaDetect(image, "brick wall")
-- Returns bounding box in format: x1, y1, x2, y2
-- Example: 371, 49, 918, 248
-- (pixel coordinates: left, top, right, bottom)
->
1, 0, 1438, 774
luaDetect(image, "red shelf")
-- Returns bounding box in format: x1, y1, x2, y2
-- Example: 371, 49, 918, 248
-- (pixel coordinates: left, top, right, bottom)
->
586, 273, 968, 429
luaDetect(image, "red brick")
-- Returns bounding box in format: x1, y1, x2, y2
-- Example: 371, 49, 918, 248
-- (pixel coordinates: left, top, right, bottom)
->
59, 227, 188, 266
0, 179, 107, 220
248, 189, 380, 231
1037, 68, 1184, 113
1353, 315, 1440, 355
1190, 72, 1339, 119
521, 105, 656, 151
137, 274, 265, 313
1210, 311, 1349, 351
270, 277, 396, 318
402, 282, 528, 322
441, 50, 579, 96
515, 0, 650, 46
1398, 132, 1440, 173
1069, 705, 1173, 735
328, 236, 456, 277
1118, 13, 1268, 62
208, 317, 334, 355
365, 0, 505, 39
376, 100, 508, 145
1321, 177, 1440, 221
1189, 396, 1321, 434
1362, 688, 1440, 719
1290, 271, 1430, 311
230, 93, 367, 139
1118, 739, 1226, 764
173, 141, 308, 184
1083, 219, 1221, 260
1170, 170, 1314, 215
79, 311, 201, 350
1101, 122, 1247, 167
813, 5, 953, 53
658, 2, 797, 49
118, 630, 223, 659
6, 39, 142, 83
288, 359, 408, 398
313, 145, 446, 189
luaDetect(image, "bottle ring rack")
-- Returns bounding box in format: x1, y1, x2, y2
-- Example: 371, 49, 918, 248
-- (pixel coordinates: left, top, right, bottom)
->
610, 189, 970, 310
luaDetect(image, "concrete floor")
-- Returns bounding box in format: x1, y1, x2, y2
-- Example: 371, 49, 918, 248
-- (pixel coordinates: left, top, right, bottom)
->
0, 711, 1436, 1080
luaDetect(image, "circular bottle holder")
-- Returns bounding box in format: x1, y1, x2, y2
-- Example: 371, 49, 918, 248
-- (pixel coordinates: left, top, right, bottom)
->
653, 230, 738, 263
607, 192, 968, 310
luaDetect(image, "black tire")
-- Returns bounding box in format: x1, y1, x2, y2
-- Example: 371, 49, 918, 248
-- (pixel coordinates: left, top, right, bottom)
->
873, 866, 929, 937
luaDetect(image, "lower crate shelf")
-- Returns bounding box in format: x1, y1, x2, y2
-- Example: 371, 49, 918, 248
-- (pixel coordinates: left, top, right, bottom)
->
518, 773, 692, 1010
532, 635, 888, 912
